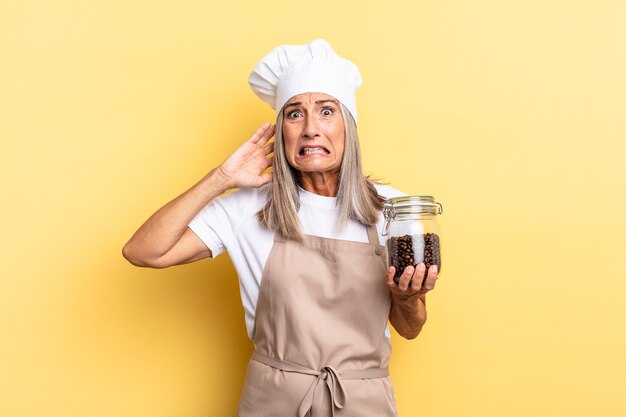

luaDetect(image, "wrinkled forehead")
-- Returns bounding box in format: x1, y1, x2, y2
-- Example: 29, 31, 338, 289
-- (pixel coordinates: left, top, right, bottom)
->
283, 92, 340, 107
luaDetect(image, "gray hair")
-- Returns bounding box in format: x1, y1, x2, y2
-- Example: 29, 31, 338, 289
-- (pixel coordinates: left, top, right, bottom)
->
257, 102, 384, 241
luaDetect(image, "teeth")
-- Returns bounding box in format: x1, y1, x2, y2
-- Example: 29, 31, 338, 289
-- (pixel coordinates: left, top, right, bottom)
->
302, 147, 327, 155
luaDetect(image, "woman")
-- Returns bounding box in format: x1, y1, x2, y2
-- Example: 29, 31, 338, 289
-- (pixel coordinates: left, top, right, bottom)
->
123, 39, 439, 416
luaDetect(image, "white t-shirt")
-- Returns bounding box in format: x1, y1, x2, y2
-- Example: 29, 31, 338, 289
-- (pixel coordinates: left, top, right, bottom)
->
188, 182, 406, 341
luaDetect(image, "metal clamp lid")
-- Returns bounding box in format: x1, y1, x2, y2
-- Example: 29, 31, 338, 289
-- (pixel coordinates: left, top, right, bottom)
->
382, 195, 443, 236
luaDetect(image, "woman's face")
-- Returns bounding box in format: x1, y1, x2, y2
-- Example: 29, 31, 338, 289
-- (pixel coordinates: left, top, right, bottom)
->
281, 92, 345, 176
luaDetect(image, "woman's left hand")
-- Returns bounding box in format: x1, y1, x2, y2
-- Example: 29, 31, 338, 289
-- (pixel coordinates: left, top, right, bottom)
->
386, 263, 438, 339
386, 263, 439, 301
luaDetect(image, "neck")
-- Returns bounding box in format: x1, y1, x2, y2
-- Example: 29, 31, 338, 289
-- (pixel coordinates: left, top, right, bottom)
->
299, 171, 339, 197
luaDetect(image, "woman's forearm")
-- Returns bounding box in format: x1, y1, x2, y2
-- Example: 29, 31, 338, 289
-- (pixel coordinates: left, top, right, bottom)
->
389, 293, 427, 340
122, 167, 230, 264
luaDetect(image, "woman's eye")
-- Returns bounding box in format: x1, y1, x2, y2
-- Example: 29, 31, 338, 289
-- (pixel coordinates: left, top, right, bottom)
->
322, 108, 334, 116
288, 110, 301, 118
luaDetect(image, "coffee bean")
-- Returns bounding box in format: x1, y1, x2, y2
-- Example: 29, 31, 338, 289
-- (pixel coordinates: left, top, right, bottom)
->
387, 233, 441, 284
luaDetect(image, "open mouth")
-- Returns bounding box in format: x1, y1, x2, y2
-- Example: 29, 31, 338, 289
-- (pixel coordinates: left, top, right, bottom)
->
298, 146, 331, 156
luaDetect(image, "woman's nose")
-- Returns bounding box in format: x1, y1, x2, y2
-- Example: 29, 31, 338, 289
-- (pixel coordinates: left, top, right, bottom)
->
302, 115, 321, 138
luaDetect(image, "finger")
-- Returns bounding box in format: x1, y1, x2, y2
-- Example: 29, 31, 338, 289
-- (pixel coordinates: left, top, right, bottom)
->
256, 123, 276, 147
411, 263, 426, 291
397, 265, 414, 291
249, 122, 272, 144
385, 266, 397, 288
422, 265, 438, 291
262, 141, 275, 155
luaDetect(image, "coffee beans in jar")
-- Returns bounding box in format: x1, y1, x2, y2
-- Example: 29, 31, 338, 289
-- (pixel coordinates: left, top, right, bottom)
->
387, 233, 441, 284
383, 195, 443, 285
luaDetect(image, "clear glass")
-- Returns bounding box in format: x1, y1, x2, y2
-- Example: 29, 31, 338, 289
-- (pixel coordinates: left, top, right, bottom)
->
385, 213, 442, 284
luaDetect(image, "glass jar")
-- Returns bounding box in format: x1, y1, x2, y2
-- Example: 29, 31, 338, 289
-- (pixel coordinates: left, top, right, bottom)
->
383, 196, 443, 284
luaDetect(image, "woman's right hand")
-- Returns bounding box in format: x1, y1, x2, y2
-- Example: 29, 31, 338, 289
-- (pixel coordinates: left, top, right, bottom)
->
216, 122, 276, 190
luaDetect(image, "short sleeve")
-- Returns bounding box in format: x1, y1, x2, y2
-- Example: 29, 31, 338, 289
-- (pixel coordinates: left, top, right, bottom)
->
187, 186, 264, 258
373, 183, 407, 200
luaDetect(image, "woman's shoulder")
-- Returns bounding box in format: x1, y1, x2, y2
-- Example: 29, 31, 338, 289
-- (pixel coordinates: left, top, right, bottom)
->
212, 183, 271, 214
371, 182, 406, 200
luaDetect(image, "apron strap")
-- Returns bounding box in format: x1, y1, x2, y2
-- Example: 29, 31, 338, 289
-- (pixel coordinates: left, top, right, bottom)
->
365, 223, 380, 246
252, 351, 388, 417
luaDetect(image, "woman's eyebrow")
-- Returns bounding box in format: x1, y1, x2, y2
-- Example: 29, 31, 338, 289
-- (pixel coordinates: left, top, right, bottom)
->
284, 99, 339, 110
315, 99, 339, 106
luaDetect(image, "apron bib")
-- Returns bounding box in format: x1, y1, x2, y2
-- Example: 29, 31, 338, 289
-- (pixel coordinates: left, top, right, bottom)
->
237, 224, 398, 416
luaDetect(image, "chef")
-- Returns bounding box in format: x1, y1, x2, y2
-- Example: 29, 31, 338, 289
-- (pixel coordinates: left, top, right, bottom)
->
122, 38, 439, 416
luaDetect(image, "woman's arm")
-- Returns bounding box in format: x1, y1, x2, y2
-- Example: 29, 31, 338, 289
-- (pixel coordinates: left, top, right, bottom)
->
122, 122, 276, 268
386, 264, 438, 339
389, 292, 427, 340
122, 168, 230, 268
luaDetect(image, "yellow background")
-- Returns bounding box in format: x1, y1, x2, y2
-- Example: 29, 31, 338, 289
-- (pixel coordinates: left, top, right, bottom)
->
2, 1, 625, 416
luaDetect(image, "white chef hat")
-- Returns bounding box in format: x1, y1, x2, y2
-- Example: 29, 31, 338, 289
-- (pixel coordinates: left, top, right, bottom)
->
248, 39, 363, 124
